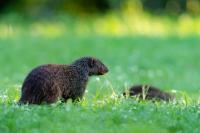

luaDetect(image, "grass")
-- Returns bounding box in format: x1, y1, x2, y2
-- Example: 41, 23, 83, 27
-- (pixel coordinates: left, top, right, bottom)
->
0, 17, 200, 132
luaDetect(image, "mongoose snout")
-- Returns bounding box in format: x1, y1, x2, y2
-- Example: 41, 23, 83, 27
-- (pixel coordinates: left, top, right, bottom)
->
84, 57, 109, 76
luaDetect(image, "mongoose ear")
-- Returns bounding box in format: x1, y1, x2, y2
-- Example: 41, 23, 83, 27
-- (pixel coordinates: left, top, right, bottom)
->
89, 58, 95, 68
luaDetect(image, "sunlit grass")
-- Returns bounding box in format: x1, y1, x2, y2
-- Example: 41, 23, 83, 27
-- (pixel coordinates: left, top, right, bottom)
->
1, 12, 200, 38
0, 13, 200, 132
0, 84, 199, 133
30, 23, 66, 37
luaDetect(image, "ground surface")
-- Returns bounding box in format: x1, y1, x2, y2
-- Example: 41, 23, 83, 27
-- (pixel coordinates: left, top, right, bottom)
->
0, 23, 200, 133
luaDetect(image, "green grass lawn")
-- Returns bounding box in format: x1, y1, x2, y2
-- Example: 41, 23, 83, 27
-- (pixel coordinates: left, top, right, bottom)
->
0, 27, 200, 132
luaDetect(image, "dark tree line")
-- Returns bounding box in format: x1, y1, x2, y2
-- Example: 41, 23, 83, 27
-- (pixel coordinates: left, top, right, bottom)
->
0, 0, 198, 15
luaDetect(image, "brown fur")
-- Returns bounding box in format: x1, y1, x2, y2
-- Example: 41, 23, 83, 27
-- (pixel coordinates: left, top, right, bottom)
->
123, 85, 174, 101
19, 57, 108, 104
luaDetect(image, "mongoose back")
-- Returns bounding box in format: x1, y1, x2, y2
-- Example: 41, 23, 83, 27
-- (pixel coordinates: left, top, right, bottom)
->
19, 57, 109, 104
123, 85, 174, 101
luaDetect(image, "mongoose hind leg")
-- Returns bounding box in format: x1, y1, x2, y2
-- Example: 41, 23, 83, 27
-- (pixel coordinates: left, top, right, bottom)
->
42, 82, 62, 104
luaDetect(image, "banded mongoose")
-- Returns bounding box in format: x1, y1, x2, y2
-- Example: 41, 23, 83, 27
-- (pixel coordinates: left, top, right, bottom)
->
19, 57, 109, 104
123, 85, 174, 101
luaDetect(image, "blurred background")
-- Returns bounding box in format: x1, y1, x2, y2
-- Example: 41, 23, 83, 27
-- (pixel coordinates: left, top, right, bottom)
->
1, 0, 197, 15
0, 0, 200, 99
0, 0, 200, 37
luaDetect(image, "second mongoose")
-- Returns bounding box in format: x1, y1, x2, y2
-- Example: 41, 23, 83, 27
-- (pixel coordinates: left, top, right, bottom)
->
123, 85, 174, 101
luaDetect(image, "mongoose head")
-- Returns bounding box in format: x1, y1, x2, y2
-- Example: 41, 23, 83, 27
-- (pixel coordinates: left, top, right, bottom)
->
88, 57, 109, 76
73, 57, 109, 76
